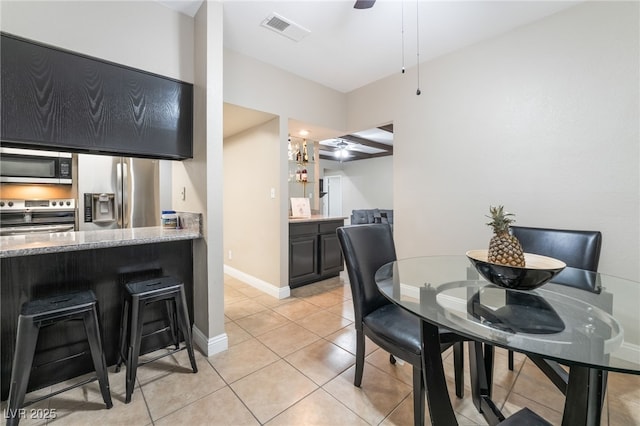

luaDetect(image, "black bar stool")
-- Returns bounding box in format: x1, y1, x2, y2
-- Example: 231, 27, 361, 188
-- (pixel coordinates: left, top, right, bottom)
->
6, 290, 113, 426
115, 276, 197, 403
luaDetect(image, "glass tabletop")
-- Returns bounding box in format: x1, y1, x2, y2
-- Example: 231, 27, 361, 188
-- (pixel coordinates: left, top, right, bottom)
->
374, 256, 640, 375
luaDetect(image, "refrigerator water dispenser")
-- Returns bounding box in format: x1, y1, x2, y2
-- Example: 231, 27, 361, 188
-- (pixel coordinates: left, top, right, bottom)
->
84, 193, 116, 223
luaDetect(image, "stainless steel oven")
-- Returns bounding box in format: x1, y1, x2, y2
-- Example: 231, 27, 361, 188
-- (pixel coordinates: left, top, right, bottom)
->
0, 148, 73, 184
0, 198, 76, 236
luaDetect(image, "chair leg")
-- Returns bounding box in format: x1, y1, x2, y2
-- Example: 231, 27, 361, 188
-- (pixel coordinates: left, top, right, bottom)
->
508, 350, 514, 371
83, 308, 113, 409
125, 297, 145, 403
115, 298, 129, 373
175, 290, 197, 373
354, 330, 365, 387
453, 341, 464, 398
6, 318, 39, 426
165, 300, 179, 350
412, 366, 425, 426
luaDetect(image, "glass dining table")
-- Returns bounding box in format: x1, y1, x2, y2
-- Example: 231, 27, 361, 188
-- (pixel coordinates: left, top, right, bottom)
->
374, 256, 640, 426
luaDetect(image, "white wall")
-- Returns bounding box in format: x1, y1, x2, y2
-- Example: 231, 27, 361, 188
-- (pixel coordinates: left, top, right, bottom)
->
0, 0, 194, 82
224, 119, 282, 288
191, 0, 225, 352
347, 1, 639, 281
223, 49, 347, 132
321, 156, 393, 223
223, 49, 349, 288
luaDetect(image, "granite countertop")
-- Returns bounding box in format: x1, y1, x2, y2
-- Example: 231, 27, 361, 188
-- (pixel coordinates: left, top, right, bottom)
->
0, 226, 202, 258
0, 211, 202, 258
288, 215, 347, 223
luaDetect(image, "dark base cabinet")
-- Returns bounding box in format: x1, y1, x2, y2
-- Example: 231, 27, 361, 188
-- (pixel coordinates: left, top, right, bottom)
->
289, 219, 344, 288
320, 232, 343, 275
0, 240, 194, 401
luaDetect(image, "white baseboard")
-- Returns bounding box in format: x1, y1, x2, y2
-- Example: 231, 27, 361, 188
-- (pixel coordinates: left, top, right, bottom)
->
192, 325, 228, 356
224, 265, 291, 299
616, 341, 640, 365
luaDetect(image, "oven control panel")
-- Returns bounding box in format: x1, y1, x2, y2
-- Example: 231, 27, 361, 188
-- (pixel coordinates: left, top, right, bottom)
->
0, 199, 75, 211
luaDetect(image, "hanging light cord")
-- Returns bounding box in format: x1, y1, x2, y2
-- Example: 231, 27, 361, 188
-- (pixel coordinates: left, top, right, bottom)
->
416, 0, 421, 95
401, 1, 405, 74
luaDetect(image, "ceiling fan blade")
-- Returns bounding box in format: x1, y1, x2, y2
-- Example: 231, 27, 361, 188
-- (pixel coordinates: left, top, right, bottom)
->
354, 0, 376, 9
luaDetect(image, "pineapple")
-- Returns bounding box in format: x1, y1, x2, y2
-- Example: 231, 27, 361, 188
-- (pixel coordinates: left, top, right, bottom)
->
486, 206, 526, 267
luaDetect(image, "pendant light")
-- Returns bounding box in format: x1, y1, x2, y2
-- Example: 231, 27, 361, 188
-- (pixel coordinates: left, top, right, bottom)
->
401, 0, 421, 95
401, 1, 405, 74
415, 0, 421, 95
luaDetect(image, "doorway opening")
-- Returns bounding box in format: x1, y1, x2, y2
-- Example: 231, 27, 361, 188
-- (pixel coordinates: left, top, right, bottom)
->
323, 175, 342, 217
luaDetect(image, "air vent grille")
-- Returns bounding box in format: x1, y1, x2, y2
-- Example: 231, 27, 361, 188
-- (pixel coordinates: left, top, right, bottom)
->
265, 16, 290, 32
260, 12, 310, 42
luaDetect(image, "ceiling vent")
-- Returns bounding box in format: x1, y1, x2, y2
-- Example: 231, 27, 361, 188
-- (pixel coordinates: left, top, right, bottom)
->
260, 12, 310, 42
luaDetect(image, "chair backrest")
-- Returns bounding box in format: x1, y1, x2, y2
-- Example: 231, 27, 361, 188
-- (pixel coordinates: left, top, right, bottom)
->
511, 226, 602, 271
337, 224, 397, 328
511, 226, 602, 291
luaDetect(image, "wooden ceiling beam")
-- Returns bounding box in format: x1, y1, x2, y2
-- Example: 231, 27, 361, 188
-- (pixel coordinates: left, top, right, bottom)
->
318, 124, 393, 161
319, 150, 370, 160
319, 149, 391, 162
340, 134, 393, 153
377, 124, 393, 133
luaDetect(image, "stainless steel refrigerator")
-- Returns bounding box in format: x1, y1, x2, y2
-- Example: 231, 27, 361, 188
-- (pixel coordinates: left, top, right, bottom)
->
77, 154, 160, 231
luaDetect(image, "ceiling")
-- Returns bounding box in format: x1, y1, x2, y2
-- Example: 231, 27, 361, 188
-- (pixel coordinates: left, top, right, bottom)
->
160, 0, 581, 160
162, 0, 580, 93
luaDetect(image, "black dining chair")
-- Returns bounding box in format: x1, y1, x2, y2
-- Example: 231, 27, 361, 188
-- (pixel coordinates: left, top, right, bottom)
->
506, 226, 603, 394
337, 224, 465, 426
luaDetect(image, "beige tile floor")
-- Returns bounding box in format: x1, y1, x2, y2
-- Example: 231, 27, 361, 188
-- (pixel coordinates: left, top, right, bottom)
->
4, 272, 639, 425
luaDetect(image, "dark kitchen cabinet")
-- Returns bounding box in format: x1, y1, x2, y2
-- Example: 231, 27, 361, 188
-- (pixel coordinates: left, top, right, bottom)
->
290, 234, 318, 286
1, 33, 192, 160
319, 233, 343, 275
0, 239, 195, 400
289, 219, 345, 288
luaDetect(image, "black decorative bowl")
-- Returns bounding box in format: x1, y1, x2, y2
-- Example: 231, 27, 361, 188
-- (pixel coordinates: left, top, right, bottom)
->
466, 249, 566, 290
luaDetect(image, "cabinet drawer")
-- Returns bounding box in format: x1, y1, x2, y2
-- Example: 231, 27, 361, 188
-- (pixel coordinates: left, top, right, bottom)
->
319, 221, 343, 235
290, 223, 318, 236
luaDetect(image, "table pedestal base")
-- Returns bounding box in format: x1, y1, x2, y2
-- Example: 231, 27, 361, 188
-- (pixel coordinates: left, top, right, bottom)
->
469, 342, 505, 425
562, 366, 605, 426
468, 342, 606, 426
420, 320, 458, 425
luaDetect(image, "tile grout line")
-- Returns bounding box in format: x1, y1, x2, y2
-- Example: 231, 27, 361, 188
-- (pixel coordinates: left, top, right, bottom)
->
201, 355, 264, 426
223, 279, 372, 424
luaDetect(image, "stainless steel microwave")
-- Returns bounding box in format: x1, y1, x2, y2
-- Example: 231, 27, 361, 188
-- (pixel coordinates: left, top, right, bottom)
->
0, 147, 73, 184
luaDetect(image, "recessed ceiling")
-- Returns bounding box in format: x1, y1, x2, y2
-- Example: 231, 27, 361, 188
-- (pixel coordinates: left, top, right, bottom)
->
318, 124, 394, 162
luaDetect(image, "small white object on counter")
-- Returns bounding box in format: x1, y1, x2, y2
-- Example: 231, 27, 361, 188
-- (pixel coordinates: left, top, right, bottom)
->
162, 210, 179, 229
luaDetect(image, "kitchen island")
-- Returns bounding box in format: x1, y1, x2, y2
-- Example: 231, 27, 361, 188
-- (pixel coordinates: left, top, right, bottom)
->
289, 216, 347, 288
0, 213, 202, 400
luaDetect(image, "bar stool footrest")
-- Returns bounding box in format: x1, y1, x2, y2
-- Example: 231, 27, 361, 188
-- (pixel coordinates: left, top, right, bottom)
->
23, 376, 99, 407
121, 345, 190, 369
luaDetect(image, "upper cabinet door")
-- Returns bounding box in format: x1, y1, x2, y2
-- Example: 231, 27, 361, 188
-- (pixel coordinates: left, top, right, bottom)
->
1, 33, 193, 160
